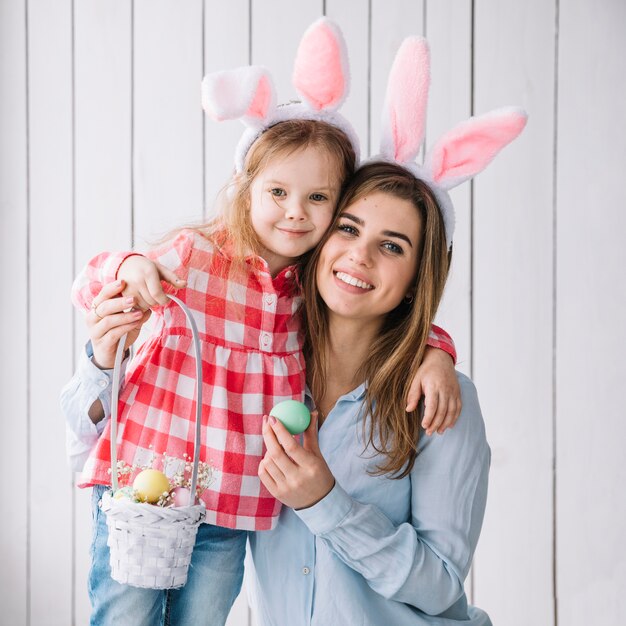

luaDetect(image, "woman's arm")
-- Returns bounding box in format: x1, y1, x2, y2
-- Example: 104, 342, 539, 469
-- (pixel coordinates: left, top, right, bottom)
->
60, 342, 123, 472
259, 374, 490, 616
61, 281, 146, 471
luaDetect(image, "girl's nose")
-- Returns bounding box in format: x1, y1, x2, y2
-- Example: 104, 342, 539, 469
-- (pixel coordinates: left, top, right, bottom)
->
284, 198, 307, 221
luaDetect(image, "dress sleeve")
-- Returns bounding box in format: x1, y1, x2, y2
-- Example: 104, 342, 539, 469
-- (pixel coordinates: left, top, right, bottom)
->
60, 342, 126, 472
426, 324, 457, 364
294, 374, 490, 616
70, 230, 196, 312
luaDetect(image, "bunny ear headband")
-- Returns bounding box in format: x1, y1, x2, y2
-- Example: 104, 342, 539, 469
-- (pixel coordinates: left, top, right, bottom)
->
379, 37, 528, 249
201, 17, 360, 173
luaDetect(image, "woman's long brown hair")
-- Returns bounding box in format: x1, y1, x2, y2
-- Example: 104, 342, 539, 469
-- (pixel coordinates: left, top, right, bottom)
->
302, 162, 451, 478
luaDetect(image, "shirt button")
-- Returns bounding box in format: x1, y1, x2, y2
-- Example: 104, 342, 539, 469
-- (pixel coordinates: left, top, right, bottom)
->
98, 379, 108, 389
302, 566, 310, 575
264, 294, 276, 307
285, 270, 293, 279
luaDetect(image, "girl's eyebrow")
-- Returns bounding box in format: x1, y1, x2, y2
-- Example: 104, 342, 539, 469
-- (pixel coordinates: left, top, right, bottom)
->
340, 212, 414, 248
265, 179, 333, 192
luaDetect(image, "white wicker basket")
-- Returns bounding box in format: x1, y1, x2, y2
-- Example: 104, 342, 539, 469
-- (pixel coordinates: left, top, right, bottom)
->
101, 294, 206, 589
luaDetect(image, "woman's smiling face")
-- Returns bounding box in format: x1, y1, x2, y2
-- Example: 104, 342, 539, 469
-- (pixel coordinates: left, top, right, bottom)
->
316, 190, 422, 323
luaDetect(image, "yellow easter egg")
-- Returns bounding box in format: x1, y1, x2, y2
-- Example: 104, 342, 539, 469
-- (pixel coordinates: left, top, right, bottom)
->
133, 469, 170, 504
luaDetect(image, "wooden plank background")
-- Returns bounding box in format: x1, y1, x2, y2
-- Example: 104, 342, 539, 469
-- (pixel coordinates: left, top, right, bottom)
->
1, 1, 624, 624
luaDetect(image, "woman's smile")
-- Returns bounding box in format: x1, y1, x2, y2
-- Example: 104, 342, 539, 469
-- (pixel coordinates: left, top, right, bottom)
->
333, 270, 374, 291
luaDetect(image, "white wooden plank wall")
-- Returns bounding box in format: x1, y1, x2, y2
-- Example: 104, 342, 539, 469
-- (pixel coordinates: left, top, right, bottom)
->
1, 1, 624, 624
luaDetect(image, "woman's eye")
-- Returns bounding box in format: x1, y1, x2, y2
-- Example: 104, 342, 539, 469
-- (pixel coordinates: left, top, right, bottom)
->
337, 223, 357, 235
270, 188, 286, 197
382, 241, 403, 255
310, 193, 328, 202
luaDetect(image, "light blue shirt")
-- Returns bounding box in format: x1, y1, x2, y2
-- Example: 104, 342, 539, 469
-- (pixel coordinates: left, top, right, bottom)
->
60, 342, 125, 472
246, 373, 491, 625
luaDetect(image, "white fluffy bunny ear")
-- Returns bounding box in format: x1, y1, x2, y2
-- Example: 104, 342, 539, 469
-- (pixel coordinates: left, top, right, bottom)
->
293, 17, 349, 111
379, 37, 430, 164
424, 107, 528, 190
201, 66, 276, 126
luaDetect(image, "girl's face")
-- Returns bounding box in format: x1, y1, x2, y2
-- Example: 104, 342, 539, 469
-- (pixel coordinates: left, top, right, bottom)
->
249, 146, 341, 276
316, 191, 422, 323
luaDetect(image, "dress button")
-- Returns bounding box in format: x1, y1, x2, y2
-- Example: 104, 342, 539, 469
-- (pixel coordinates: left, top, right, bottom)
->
302, 566, 310, 575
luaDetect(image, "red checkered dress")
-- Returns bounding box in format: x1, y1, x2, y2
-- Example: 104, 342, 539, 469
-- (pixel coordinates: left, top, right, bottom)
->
72, 229, 456, 530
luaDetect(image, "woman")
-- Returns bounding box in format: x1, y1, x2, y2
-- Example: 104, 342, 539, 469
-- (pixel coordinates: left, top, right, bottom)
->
248, 161, 491, 625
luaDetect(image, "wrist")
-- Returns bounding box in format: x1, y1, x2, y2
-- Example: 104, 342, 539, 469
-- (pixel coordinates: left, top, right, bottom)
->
115, 252, 144, 280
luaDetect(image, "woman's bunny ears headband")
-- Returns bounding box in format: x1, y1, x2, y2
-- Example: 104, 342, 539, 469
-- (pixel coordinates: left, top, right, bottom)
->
201, 18, 527, 250
201, 18, 360, 173
377, 37, 527, 248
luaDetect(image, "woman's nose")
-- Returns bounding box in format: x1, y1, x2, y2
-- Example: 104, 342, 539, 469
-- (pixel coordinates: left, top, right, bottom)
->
348, 241, 373, 266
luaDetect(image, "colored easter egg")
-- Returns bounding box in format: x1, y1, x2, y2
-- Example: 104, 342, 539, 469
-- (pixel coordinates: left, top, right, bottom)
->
133, 469, 171, 504
270, 400, 311, 435
113, 486, 138, 502
170, 486, 193, 507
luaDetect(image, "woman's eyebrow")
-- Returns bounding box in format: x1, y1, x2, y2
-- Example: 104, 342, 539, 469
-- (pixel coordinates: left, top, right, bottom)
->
341, 212, 413, 248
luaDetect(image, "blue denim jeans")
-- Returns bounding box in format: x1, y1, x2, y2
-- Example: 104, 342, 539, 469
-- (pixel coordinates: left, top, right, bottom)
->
89, 485, 247, 626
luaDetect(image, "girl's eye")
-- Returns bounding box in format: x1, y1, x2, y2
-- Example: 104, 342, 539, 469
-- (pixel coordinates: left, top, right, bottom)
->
270, 188, 286, 197
310, 193, 328, 202
382, 241, 403, 255
337, 223, 357, 236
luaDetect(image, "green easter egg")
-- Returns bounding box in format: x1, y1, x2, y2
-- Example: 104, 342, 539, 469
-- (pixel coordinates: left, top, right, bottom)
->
270, 400, 311, 435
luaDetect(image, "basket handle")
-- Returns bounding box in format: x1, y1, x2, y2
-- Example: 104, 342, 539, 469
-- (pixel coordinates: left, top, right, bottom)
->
110, 294, 202, 506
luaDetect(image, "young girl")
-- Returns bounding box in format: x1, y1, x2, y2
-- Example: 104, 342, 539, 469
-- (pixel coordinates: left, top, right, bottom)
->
63, 19, 459, 626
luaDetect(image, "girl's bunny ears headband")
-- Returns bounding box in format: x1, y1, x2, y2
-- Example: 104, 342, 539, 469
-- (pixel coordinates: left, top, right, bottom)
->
377, 37, 528, 248
201, 18, 360, 173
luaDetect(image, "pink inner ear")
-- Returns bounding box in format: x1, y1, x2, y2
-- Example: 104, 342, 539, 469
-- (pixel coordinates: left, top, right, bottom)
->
294, 22, 345, 110
387, 39, 429, 163
246, 75, 272, 120
431, 113, 527, 183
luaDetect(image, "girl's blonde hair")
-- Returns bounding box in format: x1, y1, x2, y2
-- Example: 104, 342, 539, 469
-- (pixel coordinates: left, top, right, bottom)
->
198, 119, 356, 267
302, 161, 451, 478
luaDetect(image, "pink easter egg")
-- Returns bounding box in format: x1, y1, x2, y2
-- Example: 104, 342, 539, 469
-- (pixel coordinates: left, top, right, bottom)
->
170, 486, 193, 507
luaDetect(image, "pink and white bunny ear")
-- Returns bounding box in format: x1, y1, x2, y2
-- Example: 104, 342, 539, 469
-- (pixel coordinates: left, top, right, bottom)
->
424, 106, 528, 190
293, 17, 349, 111
201, 66, 276, 126
379, 37, 430, 164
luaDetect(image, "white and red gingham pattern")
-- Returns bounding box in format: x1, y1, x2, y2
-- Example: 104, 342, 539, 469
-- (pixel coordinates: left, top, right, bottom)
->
72, 229, 456, 531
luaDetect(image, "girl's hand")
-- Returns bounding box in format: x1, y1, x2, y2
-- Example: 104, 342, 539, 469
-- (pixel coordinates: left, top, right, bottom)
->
258, 412, 335, 510
117, 255, 185, 310
88, 280, 151, 369
406, 346, 461, 435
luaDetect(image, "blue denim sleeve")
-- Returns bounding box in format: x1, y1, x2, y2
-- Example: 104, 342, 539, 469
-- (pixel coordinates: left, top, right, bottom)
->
295, 373, 491, 616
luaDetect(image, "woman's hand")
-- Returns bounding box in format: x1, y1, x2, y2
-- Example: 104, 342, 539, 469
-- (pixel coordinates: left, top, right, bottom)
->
406, 346, 462, 435
258, 412, 335, 510
88, 280, 151, 369
117, 255, 185, 310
